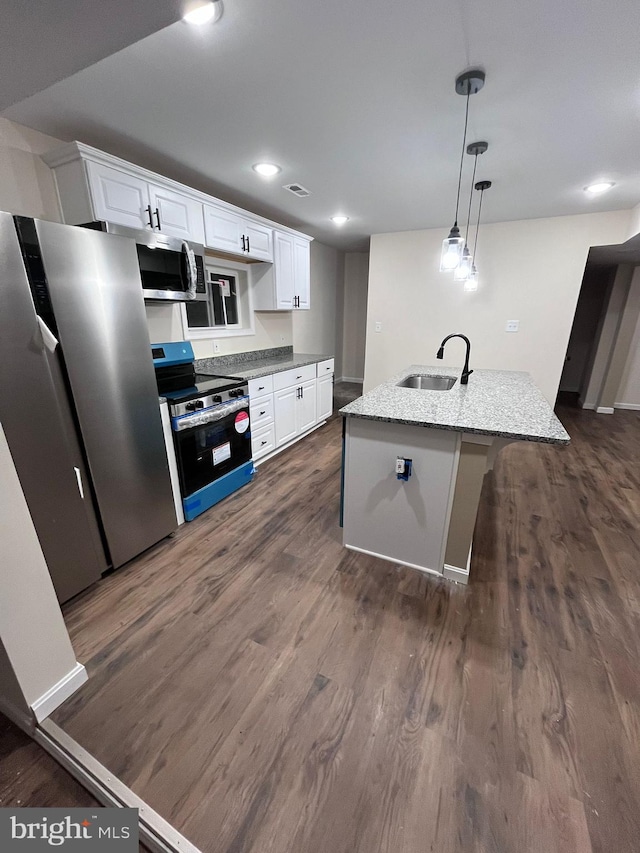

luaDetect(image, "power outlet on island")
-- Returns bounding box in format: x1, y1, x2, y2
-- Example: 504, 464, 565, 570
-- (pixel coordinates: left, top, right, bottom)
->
505, 320, 519, 333
375, 321, 382, 333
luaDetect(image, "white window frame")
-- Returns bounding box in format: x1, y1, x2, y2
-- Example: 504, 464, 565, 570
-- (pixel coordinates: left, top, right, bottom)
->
180, 257, 255, 340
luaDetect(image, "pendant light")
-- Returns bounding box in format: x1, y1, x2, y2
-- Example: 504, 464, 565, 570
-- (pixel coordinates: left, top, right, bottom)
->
454, 140, 487, 281
464, 179, 492, 292
440, 69, 485, 273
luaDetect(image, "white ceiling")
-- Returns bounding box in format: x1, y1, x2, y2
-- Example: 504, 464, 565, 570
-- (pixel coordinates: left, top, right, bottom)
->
0, 0, 184, 110
4, 0, 640, 251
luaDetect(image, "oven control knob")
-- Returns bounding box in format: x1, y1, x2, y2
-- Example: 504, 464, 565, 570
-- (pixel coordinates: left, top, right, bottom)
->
212, 395, 222, 403
229, 389, 242, 398
186, 401, 197, 411
196, 400, 205, 409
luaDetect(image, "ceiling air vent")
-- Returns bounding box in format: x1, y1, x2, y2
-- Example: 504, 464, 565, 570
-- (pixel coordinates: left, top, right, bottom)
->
283, 183, 311, 198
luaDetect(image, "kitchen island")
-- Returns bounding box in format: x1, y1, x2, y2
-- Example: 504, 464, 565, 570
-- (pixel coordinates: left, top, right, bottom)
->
340, 365, 569, 584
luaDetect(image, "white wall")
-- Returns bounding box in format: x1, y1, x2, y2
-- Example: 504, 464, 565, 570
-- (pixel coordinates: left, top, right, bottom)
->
0, 423, 82, 720
627, 202, 640, 240
365, 210, 631, 404
292, 240, 341, 356
615, 268, 640, 408
145, 302, 293, 358
341, 253, 369, 382
0, 118, 62, 220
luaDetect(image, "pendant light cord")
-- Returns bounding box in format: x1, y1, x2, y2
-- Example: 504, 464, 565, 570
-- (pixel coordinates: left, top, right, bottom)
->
453, 91, 470, 225
473, 186, 485, 258
465, 153, 479, 246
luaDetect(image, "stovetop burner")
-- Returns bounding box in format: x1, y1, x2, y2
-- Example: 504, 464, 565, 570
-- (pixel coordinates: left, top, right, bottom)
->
162, 373, 246, 405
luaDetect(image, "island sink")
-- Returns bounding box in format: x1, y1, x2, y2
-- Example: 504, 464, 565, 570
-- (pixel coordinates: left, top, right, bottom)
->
397, 374, 457, 391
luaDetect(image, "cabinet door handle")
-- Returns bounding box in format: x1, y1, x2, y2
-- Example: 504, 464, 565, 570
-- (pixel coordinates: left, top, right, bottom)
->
258, 386, 265, 391
154, 208, 161, 230
259, 410, 266, 416
146, 205, 154, 228
261, 440, 267, 446
246, 236, 250, 253
241, 235, 246, 251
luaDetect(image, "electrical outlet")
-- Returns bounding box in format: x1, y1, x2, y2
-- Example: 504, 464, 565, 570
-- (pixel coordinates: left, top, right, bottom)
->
375, 321, 382, 333
505, 320, 519, 333
213, 341, 221, 353
280, 335, 285, 343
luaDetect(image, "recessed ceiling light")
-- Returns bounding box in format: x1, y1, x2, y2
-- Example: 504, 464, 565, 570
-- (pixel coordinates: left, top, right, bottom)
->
253, 163, 281, 177
584, 181, 615, 194
183, 2, 219, 25
331, 215, 349, 225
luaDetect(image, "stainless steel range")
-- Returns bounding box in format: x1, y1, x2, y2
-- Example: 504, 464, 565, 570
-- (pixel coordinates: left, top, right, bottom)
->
153, 342, 254, 520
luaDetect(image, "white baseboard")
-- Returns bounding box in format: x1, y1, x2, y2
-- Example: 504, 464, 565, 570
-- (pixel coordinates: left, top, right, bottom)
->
36, 719, 203, 853
31, 662, 87, 722
336, 376, 364, 384
615, 402, 640, 410
343, 543, 442, 578
596, 406, 615, 415
443, 564, 470, 584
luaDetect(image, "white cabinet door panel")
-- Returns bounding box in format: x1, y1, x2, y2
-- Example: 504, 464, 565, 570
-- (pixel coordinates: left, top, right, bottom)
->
274, 232, 295, 310
203, 204, 243, 254
316, 373, 333, 422
274, 387, 298, 446
297, 379, 317, 433
149, 185, 204, 243
243, 221, 273, 261
87, 161, 151, 230
294, 237, 311, 309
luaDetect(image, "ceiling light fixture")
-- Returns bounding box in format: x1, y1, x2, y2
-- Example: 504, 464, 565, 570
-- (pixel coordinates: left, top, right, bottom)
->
464, 179, 492, 292
253, 163, 281, 177
440, 68, 486, 273
584, 181, 615, 194
331, 215, 349, 225
182, 1, 222, 25
454, 140, 487, 282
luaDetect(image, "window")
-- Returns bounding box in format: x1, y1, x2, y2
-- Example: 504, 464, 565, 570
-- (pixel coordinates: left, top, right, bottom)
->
182, 260, 254, 339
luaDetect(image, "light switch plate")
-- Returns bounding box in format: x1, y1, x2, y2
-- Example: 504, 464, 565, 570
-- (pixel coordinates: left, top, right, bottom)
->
213, 341, 221, 353
375, 321, 382, 333
506, 320, 519, 333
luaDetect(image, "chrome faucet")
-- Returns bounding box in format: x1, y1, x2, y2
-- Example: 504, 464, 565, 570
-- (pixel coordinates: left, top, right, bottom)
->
437, 334, 473, 384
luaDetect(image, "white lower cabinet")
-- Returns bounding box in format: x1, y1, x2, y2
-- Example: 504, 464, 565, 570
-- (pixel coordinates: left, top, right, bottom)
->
317, 373, 334, 422
249, 360, 332, 462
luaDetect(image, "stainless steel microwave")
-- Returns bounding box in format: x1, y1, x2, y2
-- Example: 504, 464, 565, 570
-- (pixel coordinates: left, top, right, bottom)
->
83, 221, 205, 302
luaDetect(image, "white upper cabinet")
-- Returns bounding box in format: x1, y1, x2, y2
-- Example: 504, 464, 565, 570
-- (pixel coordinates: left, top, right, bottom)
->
273, 232, 296, 310
86, 161, 153, 231
203, 203, 243, 254
253, 231, 311, 311
243, 220, 273, 262
204, 202, 273, 261
148, 184, 205, 243
294, 237, 311, 309
44, 142, 310, 285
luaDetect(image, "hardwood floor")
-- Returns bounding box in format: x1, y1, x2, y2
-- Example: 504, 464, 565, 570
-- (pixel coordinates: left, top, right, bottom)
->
39, 406, 640, 853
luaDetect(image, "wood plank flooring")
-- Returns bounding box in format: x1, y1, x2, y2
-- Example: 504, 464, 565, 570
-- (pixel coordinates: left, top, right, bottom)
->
38, 406, 640, 853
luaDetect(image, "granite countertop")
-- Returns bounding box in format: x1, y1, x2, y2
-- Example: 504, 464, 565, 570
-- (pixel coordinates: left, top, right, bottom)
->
202, 352, 333, 381
340, 365, 570, 444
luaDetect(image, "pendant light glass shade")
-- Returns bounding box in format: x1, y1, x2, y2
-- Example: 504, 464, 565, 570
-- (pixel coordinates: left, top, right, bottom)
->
440, 226, 465, 271
464, 264, 479, 291
453, 246, 473, 280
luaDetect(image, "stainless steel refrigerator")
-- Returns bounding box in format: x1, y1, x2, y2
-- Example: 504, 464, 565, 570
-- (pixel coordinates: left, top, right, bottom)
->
0, 212, 177, 603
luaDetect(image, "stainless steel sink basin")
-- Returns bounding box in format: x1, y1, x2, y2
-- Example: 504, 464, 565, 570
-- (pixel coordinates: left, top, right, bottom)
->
397, 373, 457, 391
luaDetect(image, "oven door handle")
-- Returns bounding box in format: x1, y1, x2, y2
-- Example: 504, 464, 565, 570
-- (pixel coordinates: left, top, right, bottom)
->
172, 398, 248, 431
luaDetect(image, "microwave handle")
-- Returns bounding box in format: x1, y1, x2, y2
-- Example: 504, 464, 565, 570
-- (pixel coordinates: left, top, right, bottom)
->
182, 242, 198, 300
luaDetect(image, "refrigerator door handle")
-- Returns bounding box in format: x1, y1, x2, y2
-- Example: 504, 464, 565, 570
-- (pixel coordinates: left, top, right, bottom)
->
73, 466, 85, 499
36, 316, 59, 352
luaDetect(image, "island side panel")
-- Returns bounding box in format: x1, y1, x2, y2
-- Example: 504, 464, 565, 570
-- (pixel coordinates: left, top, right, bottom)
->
443, 440, 492, 583
343, 418, 460, 576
